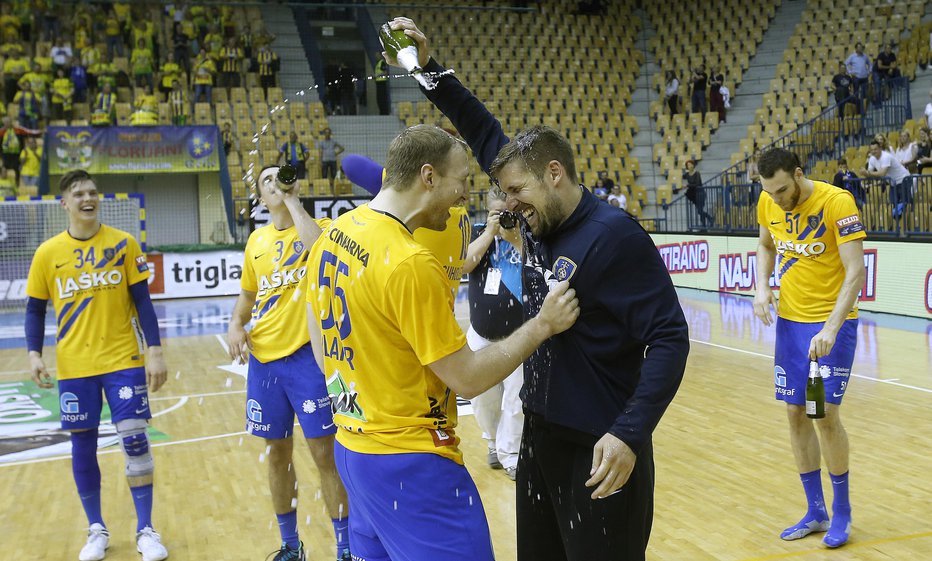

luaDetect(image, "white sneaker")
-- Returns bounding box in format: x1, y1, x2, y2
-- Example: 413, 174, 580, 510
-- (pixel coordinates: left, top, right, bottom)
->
136, 527, 168, 561
79, 523, 110, 561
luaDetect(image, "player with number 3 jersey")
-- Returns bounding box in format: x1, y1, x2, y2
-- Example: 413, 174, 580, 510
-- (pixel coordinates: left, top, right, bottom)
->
227, 166, 351, 561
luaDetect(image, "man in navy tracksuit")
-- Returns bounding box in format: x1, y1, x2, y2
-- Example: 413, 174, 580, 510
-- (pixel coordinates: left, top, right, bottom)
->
385, 18, 690, 561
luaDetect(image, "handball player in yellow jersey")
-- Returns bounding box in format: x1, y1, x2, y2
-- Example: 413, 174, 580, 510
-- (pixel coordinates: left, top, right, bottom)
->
227, 166, 351, 561
306, 125, 579, 561
754, 148, 866, 549
25, 170, 169, 561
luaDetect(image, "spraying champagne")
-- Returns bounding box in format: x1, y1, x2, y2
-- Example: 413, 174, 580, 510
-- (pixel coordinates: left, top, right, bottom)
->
379, 23, 435, 90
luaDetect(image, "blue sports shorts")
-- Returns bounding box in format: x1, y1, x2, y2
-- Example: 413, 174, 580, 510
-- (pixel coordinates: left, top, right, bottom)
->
774, 317, 858, 406
58, 367, 150, 430
334, 441, 496, 561
246, 343, 335, 439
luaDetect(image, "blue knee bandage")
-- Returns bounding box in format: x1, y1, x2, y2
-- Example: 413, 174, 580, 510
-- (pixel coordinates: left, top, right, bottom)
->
116, 419, 154, 478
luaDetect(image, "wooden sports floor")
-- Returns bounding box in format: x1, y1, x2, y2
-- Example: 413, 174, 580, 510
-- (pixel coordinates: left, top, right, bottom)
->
1, 288, 930, 561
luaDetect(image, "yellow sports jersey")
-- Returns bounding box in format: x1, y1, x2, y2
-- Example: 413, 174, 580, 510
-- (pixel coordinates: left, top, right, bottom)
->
412, 205, 470, 297
240, 219, 331, 363
758, 180, 867, 322
307, 205, 468, 463
26, 225, 150, 379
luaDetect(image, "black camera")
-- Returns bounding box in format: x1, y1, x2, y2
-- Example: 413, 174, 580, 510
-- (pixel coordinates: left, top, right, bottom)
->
498, 210, 518, 230
277, 163, 298, 186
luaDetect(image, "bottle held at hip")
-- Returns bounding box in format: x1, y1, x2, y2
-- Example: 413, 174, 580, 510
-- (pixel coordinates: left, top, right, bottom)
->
805, 360, 826, 419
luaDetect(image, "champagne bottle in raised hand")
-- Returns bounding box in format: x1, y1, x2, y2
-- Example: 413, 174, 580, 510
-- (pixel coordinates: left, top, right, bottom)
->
805, 360, 825, 419
379, 23, 434, 90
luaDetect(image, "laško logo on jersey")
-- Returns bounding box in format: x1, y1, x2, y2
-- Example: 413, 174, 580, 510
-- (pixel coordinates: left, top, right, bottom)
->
56, 270, 123, 299
256, 266, 307, 298
774, 239, 827, 258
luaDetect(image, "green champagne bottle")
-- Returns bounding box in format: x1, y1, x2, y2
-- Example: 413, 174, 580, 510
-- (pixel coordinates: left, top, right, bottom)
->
805, 361, 825, 419
379, 23, 433, 90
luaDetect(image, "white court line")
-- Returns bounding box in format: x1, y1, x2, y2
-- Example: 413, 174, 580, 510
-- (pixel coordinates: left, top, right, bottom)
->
691, 339, 932, 394
149, 389, 245, 402
0, 426, 247, 468
215, 333, 230, 355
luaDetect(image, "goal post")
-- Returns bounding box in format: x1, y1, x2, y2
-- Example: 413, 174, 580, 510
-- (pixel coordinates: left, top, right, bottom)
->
0, 193, 146, 309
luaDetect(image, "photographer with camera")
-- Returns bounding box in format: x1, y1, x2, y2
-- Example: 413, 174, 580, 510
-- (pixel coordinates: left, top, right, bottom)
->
463, 186, 525, 481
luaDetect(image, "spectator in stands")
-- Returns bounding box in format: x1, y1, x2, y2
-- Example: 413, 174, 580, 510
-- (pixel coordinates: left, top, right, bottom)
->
915, 128, 932, 174
844, 43, 871, 108
256, 43, 280, 101
219, 37, 243, 93
375, 58, 390, 115
709, 68, 726, 123
238, 23, 253, 61
336, 63, 357, 116
131, 38, 155, 90
2, 45, 30, 104
873, 43, 898, 106
168, 79, 187, 125
104, 9, 124, 59
92, 83, 117, 126
676, 160, 713, 228
664, 71, 679, 115
690, 65, 707, 117
317, 128, 344, 193
593, 179, 609, 201
832, 62, 857, 116
832, 158, 863, 209
171, 27, 191, 78
864, 139, 911, 220
0, 168, 16, 197
158, 58, 183, 101
221, 122, 235, 155
192, 48, 216, 104
19, 136, 40, 190
51, 39, 73, 72
50, 68, 75, 122
20, 62, 51, 117
0, 4, 20, 43
14, 81, 41, 130
608, 185, 628, 210
894, 130, 917, 172
597, 170, 615, 190
924, 89, 932, 130
1, 116, 23, 185
279, 132, 310, 181
746, 149, 762, 206
872, 133, 893, 155
203, 24, 224, 60
70, 57, 88, 103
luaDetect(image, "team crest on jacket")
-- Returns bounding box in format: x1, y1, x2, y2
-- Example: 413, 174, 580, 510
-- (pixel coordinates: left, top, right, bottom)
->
807, 215, 820, 230
552, 256, 577, 282
104, 247, 116, 261
293, 241, 305, 255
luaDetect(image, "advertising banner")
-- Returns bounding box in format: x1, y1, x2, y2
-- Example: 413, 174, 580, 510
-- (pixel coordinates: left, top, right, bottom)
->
146, 250, 243, 300
648, 234, 931, 319
47, 126, 220, 175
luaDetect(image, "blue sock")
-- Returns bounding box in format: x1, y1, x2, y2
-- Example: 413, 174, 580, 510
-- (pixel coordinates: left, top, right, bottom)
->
130, 484, 154, 532
71, 430, 104, 527
824, 471, 852, 548
277, 510, 300, 549
801, 469, 828, 517
332, 516, 350, 558
780, 469, 829, 540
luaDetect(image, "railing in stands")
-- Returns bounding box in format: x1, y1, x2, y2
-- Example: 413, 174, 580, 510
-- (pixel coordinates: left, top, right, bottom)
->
704, 76, 912, 190
655, 77, 916, 235
656, 174, 932, 239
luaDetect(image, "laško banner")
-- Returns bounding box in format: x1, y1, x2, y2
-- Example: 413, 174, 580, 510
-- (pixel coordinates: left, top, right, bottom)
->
46, 126, 220, 175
